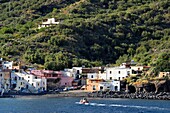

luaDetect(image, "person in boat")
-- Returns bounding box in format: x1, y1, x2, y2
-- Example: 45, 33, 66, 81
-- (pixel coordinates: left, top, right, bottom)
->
80, 98, 89, 103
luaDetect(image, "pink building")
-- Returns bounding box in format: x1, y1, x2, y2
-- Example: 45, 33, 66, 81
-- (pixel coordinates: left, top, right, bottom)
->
31, 70, 73, 88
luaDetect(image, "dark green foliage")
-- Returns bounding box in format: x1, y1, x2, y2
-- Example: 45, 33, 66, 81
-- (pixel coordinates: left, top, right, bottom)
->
0, 0, 169, 71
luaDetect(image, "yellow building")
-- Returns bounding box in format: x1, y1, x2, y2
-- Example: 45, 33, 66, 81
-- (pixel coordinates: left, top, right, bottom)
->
159, 72, 170, 78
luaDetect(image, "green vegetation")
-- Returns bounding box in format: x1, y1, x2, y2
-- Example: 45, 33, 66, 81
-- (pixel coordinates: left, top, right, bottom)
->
0, 0, 169, 72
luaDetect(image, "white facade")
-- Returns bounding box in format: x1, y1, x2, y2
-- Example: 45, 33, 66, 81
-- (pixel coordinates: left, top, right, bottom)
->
63, 67, 82, 79
72, 67, 82, 74
0, 72, 10, 93
130, 66, 143, 71
38, 18, 60, 29
11, 71, 47, 93
99, 71, 107, 80
87, 73, 98, 79
63, 69, 73, 77
98, 80, 120, 91
98, 82, 111, 91
106, 67, 132, 80
110, 80, 120, 91
2, 61, 13, 69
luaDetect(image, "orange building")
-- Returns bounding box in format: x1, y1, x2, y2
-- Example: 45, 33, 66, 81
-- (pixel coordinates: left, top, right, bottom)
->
86, 78, 104, 92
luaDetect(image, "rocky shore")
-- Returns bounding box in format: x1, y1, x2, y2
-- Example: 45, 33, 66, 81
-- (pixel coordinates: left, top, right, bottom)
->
38, 90, 170, 100
43, 90, 170, 100
87, 91, 170, 100
5, 90, 170, 100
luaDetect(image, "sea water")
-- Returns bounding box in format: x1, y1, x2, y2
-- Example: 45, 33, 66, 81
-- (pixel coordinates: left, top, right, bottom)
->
0, 97, 169, 113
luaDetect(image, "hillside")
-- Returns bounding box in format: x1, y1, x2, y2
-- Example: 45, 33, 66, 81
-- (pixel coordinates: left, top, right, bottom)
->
0, 0, 169, 72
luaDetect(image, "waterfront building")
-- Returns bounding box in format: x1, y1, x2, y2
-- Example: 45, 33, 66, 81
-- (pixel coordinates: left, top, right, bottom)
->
91, 80, 121, 92
86, 78, 104, 92
11, 70, 47, 93
110, 80, 121, 91
64, 67, 83, 79
0, 70, 11, 93
31, 70, 73, 90
86, 71, 105, 92
106, 63, 132, 81
98, 82, 111, 91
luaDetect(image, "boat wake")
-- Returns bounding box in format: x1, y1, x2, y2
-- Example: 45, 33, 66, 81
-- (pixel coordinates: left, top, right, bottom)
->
75, 102, 170, 111
109, 104, 170, 111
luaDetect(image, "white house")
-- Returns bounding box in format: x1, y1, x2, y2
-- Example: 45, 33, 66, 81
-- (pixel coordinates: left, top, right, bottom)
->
106, 67, 132, 81
63, 67, 83, 79
98, 82, 111, 91
72, 67, 82, 75
2, 61, 13, 70
98, 80, 120, 91
11, 70, 47, 93
63, 69, 73, 77
38, 18, 60, 29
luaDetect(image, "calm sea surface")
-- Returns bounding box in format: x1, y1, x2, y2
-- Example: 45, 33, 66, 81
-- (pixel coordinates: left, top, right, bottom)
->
0, 97, 170, 113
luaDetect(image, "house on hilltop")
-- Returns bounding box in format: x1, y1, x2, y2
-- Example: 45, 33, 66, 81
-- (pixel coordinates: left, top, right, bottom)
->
38, 18, 60, 29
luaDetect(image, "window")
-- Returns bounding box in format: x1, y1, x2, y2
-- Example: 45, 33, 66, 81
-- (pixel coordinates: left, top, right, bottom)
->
26, 85, 29, 89
93, 85, 96, 90
22, 77, 24, 80
115, 86, 118, 91
38, 83, 39, 86
127, 71, 130, 74
14, 77, 17, 80
35, 76, 37, 79
19, 77, 21, 80
77, 70, 80, 74
91, 75, 93, 78
32, 83, 34, 86
0, 74, 2, 77
21, 82, 22, 85
110, 77, 112, 80
118, 71, 121, 74
110, 71, 112, 74
100, 86, 103, 90
28, 80, 29, 82
28, 76, 30, 78
118, 77, 120, 80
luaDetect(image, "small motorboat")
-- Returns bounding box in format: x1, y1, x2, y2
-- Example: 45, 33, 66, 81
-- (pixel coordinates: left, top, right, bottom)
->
80, 98, 89, 104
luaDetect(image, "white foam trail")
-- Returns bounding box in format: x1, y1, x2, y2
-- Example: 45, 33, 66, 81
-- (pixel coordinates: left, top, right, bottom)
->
75, 102, 82, 104
84, 103, 89, 105
75, 102, 90, 105
109, 104, 170, 111
89, 103, 97, 106
96, 104, 106, 106
75, 102, 170, 111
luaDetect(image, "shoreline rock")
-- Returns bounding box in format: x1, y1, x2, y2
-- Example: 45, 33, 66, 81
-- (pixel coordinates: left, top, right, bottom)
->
3, 90, 170, 100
